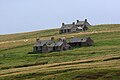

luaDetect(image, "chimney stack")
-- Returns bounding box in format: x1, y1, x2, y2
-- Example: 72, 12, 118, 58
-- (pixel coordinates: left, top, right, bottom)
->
77, 20, 79, 23
62, 23, 65, 26
58, 38, 63, 42
85, 19, 87, 22
36, 38, 39, 42
72, 22, 75, 25
51, 37, 54, 41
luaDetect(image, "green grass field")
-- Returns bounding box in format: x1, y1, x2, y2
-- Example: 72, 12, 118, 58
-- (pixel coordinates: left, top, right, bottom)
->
0, 24, 120, 80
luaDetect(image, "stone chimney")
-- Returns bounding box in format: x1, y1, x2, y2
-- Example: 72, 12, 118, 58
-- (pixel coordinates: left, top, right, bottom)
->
36, 38, 39, 42
85, 19, 87, 22
77, 20, 79, 23
72, 22, 75, 25
58, 38, 63, 42
51, 37, 54, 41
62, 23, 65, 26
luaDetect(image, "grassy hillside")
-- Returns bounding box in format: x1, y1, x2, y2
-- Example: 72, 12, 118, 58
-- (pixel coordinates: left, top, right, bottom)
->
0, 24, 120, 80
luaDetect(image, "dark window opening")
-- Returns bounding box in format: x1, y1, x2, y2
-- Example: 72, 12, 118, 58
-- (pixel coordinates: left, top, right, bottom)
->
79, 42, 81, 46
36, 47, 38, 51
68, 29, 70, 32
64, 29, 67, 33
53, 47, 56, 51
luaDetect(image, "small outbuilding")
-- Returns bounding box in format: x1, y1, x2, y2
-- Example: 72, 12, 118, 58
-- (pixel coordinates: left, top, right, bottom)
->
68, 37, 94, 47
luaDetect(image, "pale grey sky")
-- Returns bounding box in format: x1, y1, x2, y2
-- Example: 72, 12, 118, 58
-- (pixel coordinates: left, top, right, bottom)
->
0, 0, 120, 34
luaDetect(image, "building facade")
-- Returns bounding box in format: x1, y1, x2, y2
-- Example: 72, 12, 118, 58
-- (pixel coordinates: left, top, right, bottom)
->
68, 37, 94, 47
33, 38, 71, 53
59, 19, 91, 34
33, 37, 94, 53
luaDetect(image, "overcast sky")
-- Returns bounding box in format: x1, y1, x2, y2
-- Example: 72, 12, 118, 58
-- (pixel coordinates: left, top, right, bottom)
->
0, 0, 120, 34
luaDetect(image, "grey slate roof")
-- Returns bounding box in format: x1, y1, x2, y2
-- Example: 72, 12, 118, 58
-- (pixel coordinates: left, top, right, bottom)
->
75, 21, 85, 25
61, 24, 73, 29
34, 40, 64, 47
60, 19, 91, 30
34, 40, 54, 47
69, 37, 88, 43
55, 42, 63, 46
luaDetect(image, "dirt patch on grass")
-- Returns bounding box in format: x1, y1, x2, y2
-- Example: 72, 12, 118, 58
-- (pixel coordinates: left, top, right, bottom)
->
0, 61, 48, 70
103, 57, 120, 61
49, 60, 95, 67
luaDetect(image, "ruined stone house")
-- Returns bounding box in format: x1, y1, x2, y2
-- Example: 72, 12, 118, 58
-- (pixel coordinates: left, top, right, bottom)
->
33, 37, 71, 53
33, 37, 94, 53
68, 37, 94, 47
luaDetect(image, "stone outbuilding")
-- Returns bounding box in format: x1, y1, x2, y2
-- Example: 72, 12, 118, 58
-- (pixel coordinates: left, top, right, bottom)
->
68, 37, 94, 47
